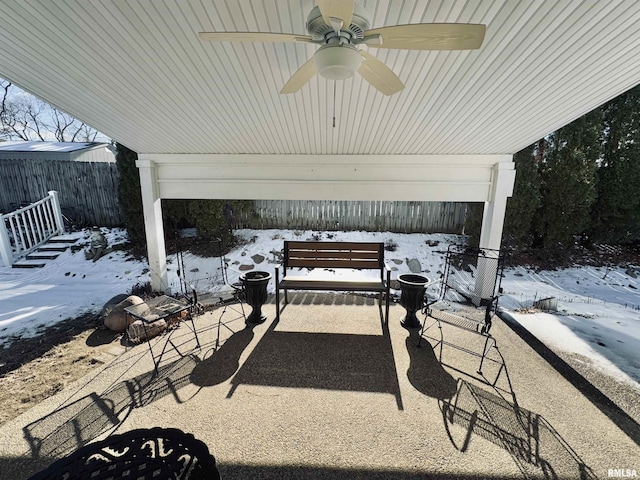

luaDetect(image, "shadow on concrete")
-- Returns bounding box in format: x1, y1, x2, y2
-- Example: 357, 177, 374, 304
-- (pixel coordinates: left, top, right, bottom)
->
227, 315, 403, 409
405, 329, 458, 400
0, 455, 56, 480
190, 325, 255, 387
276, 292, 378, 307
22, 355, 197, 469
274, 292, 385, 321
442, 379, 598, 479
219, 464, 541, 479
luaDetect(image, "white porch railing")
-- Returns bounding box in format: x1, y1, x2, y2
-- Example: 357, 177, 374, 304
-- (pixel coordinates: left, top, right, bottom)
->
0, 191, 65, 267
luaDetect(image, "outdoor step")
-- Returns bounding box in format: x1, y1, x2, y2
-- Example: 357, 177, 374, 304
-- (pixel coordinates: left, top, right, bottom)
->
47, 234, 82, 244
12, 260, 46, 269
37, 246, 69, 252
26, 253, 60, 260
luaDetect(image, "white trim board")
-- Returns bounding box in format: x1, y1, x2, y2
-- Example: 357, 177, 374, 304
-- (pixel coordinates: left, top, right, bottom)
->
137, 154, 513, 202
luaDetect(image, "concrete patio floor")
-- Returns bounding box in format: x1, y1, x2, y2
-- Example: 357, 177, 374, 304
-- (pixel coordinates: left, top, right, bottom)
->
0, 293, 638, 479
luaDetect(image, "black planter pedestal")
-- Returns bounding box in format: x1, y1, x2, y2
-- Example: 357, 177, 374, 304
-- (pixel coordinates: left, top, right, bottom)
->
242, 271, 272, 324
398, 273, 430, 329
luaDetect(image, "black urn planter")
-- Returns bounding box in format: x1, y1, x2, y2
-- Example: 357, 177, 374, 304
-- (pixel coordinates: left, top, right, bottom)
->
242, 271, 272, 324
398, 273, 430, 329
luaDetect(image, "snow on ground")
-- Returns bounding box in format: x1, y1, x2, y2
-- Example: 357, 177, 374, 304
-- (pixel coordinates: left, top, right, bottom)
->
0, 229, 149, 343
1, 227, 639, 390
501, 265, 640, 387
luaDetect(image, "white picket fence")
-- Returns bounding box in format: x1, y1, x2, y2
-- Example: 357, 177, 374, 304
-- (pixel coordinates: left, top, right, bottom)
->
0, 191, 65, 266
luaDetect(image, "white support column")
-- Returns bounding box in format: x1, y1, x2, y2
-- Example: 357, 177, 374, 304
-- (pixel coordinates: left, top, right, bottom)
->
479, 162, 516, 250
136, 159, 169, 293
476, 161, 516, 299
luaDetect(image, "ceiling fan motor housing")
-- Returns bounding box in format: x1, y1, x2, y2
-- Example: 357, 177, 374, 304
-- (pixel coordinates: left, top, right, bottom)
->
306, 4, 370, 80
305, 4, 370, 41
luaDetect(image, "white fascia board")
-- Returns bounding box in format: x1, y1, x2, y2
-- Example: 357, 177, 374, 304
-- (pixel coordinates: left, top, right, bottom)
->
138, 154, 512, 202
139, 154, 510, 166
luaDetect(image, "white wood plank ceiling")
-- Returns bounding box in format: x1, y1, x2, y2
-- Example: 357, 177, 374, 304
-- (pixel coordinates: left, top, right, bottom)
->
2, 1, 640, 155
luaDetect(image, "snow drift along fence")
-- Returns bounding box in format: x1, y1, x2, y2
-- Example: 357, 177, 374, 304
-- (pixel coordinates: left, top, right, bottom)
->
237, 200, 467, 233
0, 191, 65, 266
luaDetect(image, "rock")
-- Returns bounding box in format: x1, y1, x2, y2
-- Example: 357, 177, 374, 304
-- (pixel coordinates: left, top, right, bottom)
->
407, 258, 422, 273
239, 264, 254, 271
127, 318, 167, 343
251, 254, 265, 264
103, 295, 144, 332
101, 294, 129, 315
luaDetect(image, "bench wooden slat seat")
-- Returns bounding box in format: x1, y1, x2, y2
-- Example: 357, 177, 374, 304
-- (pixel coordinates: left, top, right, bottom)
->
275, 241, 391, 323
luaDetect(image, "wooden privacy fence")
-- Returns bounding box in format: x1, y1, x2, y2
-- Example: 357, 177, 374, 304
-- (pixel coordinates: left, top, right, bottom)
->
0, 191, 65, 266
236, 200, 467, 233
0, 157, 122, 227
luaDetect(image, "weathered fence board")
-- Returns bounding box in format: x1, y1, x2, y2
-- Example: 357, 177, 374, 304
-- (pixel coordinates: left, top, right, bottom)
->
237, 200, 467, 233
1, 156, 467, 233
0, 158, 122, 227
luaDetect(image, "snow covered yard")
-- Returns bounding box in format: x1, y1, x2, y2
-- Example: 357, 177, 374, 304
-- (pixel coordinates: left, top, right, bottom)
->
0, 229, 149, 343
1, 227, 638, 392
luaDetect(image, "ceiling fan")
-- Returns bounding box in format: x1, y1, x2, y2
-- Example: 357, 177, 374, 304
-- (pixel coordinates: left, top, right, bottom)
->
199, 1, 485, 96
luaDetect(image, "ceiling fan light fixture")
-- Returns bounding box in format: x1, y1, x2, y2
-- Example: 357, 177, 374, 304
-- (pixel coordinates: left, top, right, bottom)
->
313, 45, 362, 80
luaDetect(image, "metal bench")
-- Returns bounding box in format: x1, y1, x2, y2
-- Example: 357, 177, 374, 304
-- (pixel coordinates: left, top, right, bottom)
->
275, 241, 391, 323
28, 427, 220, 480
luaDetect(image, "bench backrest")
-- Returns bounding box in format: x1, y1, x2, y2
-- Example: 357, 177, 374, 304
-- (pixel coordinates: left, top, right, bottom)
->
284, 241, 384, 270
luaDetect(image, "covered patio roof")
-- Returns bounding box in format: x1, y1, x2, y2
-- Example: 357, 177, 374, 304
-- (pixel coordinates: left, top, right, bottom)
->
2, 1, 639, 155
2, 1, 640, 291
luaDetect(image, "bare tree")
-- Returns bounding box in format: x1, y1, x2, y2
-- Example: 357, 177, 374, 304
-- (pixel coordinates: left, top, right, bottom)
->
1, 79, 102, 142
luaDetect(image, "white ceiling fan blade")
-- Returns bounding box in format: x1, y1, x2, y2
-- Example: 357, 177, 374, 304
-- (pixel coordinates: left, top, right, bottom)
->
357, 50, 404, 96
280, 59, 318, 94
365, 23, 486, 50
317, 0, 354, 30
199, 32, 313, 43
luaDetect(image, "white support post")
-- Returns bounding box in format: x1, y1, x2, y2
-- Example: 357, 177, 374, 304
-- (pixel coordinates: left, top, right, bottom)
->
475, 161, 516, 299
136, 159, 170, 293
48, 190, 65, 235
0, 214, 13, 267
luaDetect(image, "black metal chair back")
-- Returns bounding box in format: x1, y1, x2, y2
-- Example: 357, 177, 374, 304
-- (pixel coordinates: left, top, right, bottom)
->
439, 244, 505, 307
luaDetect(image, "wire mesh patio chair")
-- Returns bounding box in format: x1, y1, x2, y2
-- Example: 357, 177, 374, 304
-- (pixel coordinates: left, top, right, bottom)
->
418, 244, 506, 383
175, 235, 246, 347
